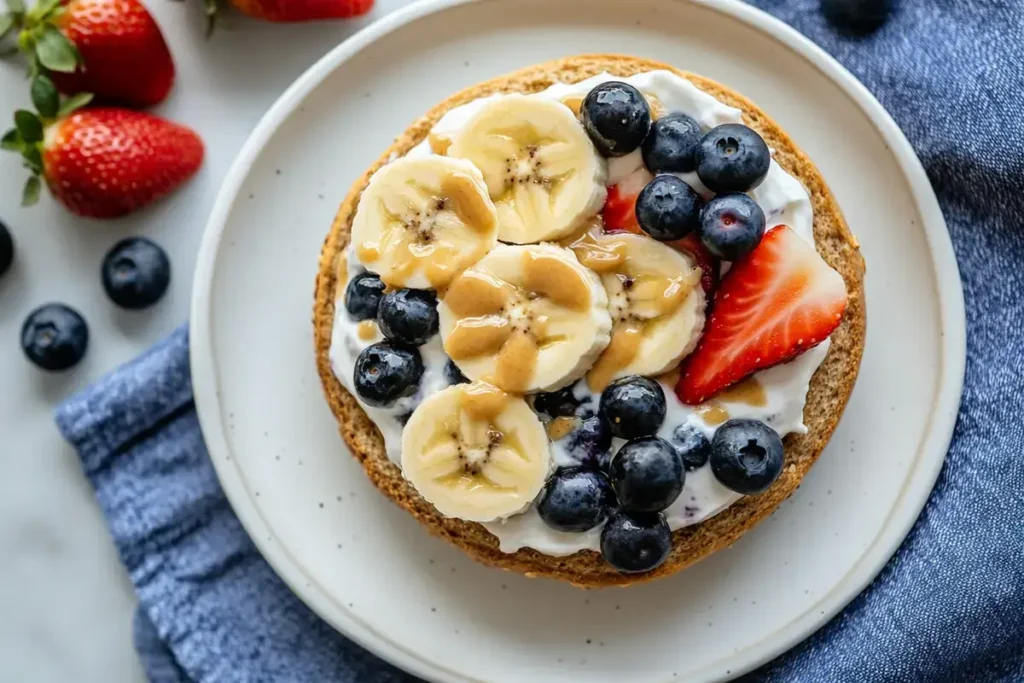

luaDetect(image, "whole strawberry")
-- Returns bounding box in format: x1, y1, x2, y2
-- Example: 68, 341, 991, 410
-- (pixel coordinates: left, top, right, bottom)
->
11, 0, 174, 108
208, 0, 373, 26
3, 103, 203, 218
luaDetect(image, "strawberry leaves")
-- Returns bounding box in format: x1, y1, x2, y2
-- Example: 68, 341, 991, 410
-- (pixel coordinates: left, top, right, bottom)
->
33, 24, 80, 74
30, 72, 59, 117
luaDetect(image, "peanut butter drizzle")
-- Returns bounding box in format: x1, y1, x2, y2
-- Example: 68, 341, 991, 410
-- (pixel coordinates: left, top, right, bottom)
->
546, 416, 581, 441
356, 320, 378, 341
560, 95, 584, 117
429, 132, 452, 155
446, 316, 511, 360
628, 274, 693, 319
459, 382, 509, 422
696, 404, 730, 426
440, 172, 496, 233
356, 242, 380, 264
587, 323, 644, 392
493, 331, 538, 392
694, 378, 768, 426
522, 251, 591, 311
569, 232, 627, 273
443, 270, 510, 317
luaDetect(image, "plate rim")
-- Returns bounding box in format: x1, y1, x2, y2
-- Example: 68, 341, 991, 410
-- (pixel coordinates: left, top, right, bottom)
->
189, 0, 967, 680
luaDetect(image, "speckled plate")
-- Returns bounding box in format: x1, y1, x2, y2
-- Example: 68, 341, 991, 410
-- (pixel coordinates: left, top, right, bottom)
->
190, 0, 965, 680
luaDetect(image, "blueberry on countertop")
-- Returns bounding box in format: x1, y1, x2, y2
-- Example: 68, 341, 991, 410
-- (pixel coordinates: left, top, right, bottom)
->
533, 384, 582, 418
344, 272, 386, 321
101, 238, 171, 310
581, 82, 652, 157
0, 220, 13, 278
641, 112, 702, 173
601, 510, 672, 573
21, 304, 89, 371
378, 288, 439, 346
444, 357, 469, 385
695, 124, 771, 193
671, 424, 712, 471
821, 0, 893, 35
609, 437, 685, 513
636, 174, 702, 241
599, 376, 666, 440
353, 341, 423, 408
699, 193, 766, 261
537, 467, 616, 533
566, 415, 613, 471
710, 419, 784, 494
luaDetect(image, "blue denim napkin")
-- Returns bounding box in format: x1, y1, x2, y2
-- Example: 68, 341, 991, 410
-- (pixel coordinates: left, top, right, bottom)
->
56, 0, 1024, 681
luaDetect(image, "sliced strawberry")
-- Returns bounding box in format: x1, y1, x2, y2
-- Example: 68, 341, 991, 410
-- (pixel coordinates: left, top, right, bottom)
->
602, 167, 652, 234
676, 225, 847, 405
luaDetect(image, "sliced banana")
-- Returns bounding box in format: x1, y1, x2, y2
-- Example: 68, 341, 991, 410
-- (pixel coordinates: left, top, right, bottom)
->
448, 95, 607, 244
438, 244, 611, 393
570, 232, 705, 392
402, 382, 551, 522
350, 155, 498, 289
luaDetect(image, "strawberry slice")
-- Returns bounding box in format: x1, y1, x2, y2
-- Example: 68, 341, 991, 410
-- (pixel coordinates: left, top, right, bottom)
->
676, 225, 847, 405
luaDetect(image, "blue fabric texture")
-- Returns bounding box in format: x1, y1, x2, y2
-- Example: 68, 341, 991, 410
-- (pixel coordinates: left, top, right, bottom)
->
55, 1, 1024, 681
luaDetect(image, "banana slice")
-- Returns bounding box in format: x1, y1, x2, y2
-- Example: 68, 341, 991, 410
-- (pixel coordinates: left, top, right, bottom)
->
350, 155, 498, 289
448, 95, 607, 244
438, 244, 611, 393
570, 232, 705, 391
402, 382, 551, 522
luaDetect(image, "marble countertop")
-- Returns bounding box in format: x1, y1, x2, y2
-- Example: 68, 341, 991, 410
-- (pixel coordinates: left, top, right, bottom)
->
0, 1, 407, 679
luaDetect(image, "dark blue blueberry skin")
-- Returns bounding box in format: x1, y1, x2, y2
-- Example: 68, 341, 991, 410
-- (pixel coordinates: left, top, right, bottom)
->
671, 424, 712, 471
695, 124, 771, 193
377, 288, 439, 346
641, 112, 703, 173
710, 419, 784, 494
0, 220, 13, 278
537, 467, 616, 532
821, 0, 892, 35
609, 437, 685, 513
600, 510, 672, 573
444, 358, 469, 385
21, 303, 89, 371
699, 193, 767, 261
599, 376, 666, 440
353, 341, 423, 408
635, 174, 702, 241
344, 272, 386, 322
581, 82, 652, 158
533, 385, 582, 418
101, 238, 171, 310
566, 415, 613, 470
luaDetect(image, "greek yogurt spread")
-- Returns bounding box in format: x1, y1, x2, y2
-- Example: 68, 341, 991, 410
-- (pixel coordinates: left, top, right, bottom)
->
329, 70, 824, 557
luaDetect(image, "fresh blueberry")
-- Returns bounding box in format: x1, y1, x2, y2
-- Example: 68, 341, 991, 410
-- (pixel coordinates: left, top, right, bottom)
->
537, 467, 616, 532
710, 419, 785, 494
671, 424, 712, 471
353, 341, 423, 408
377, 288, 439, 346
533, 385, 582, 418
599, 376, 666, 439
609, 437, 684, 512
695, 124, 771, 193
600, 510, 672, 573
101, 238, 171, 310
444, 357, 469, 385
344, 272, 386, 321
821, 0, 892, 35
581, 82, 651, 157
641, 112, 702, 173
0, 220, 13, 278
635, 175, 702, 241
21, 304, 89, 371
699, 193, 767, 261
566, 415, 613, 470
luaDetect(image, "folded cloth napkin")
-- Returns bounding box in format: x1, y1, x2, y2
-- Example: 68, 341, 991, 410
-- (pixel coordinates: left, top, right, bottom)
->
56, 0, 1024, 681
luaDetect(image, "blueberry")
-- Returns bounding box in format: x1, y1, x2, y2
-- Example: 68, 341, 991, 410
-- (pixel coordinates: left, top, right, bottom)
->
101, 238, 171, 310
566, 415, 613, 470
537, 467, 616, 532
671, 424, 711, 471
699, 193, 766, 261
0, 220, 13, 278
533, 385, 582, 418
344, 272, 386, 321
695, 124, 771, 193
641, 113, 702, 173
581, 82, 651, 158
21, 304, 89, 371
353, 341, 423, 408
599, 376, 666, 439
821, 0, 892, 35
600, 510, 672, 573
635, 175, 702, 241
609, 437, 684, 512
444, 357, 469, 385
377, 288, 439, 346
710, 419, 785, 494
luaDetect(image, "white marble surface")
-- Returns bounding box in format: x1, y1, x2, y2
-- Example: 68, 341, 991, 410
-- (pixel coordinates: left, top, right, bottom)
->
0, 1, 408, 680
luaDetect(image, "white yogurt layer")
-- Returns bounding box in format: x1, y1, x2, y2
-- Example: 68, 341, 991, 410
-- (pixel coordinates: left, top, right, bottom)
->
329, 70, 824, 556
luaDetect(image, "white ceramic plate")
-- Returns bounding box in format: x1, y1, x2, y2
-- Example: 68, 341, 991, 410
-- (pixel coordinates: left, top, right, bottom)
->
190, 0, 965, 680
